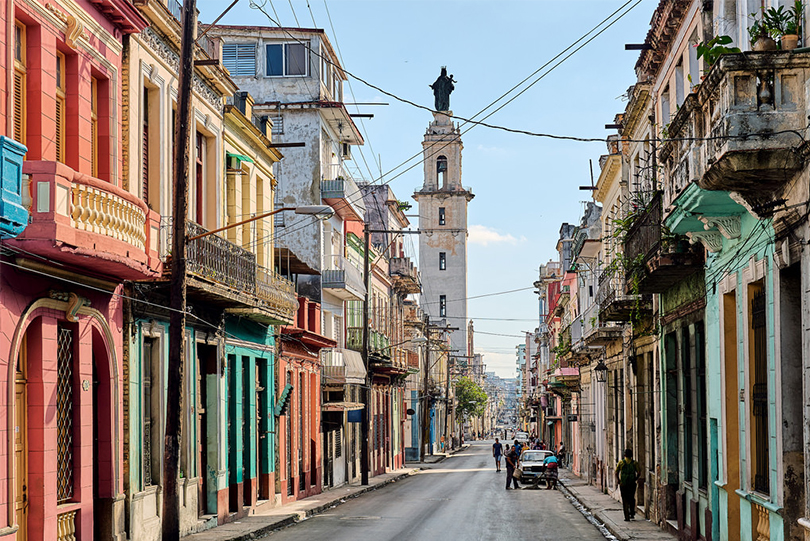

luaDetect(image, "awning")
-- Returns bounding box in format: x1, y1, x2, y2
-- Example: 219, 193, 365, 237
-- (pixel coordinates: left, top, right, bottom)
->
226, 151, 254, 165
343, 348, 366, 384
322, 401, 364, 412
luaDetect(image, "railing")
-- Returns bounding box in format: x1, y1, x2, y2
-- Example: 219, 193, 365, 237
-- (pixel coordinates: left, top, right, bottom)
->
57, 510, 77, 541
256, 266, 298, 320
167, 0, 182, 22
596, 271, 622, 308
346, 327, 390, 356
661, 52, 807, 211
186, 221, 256, 293
321, 348, 345, 383
751, 500, 771, 541
322, 255, 365, 294
163, 217, 256, 293
624, 193, 661, 268
320, 165, 365, 219
70, 182, 147, 250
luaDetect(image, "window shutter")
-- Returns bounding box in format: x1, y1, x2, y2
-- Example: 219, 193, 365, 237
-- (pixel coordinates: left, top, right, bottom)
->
13, 71, 24, 144
55, 97, 64, 162
236, 44, 255, 76
142, 118, 149, 204
223, 43, 255, 77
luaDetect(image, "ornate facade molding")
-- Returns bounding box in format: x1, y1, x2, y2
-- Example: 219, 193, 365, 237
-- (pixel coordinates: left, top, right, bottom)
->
700, 215, 741, 239
687, 230, 723, 253
140, 27, 223, 109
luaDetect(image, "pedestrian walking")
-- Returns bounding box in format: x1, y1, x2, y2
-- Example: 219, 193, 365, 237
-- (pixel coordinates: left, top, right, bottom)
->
492, 438, 503, 471
505, 444, 520, 489
615, 449, 640, 521
557, 441, 566, 467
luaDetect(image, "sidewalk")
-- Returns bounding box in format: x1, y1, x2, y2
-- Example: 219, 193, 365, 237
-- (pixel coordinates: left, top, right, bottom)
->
184, 468, 418, 541
405, 443, 470, 465
558, 471, 676, 541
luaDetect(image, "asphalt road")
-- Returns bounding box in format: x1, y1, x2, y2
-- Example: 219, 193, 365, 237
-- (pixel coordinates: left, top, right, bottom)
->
265, 441, 608, 541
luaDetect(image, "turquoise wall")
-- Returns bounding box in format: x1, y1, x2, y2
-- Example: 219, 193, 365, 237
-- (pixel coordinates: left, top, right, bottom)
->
703, 212, 775, 541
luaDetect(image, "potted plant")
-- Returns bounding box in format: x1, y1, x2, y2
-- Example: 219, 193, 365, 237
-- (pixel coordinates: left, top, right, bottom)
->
750, 13, 777, 51
781, 1, 804, 50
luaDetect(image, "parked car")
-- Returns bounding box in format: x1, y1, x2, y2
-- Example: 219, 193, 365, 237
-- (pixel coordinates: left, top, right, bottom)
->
518, 449, 556, 487
514, 431, 529, 442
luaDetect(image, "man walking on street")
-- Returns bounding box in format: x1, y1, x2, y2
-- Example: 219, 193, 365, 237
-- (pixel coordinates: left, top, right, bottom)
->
505, 444, 520, 489
492, 438, 503, 472
615, 448, 640, 521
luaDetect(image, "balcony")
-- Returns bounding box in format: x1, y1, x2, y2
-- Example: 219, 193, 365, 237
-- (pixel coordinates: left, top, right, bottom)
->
623, 193, 704, 294
346, 327, 396, 362
389, 256, 421, 294
163, 219, 298, 324
6, 161, 161, 279
322, 255, 366, 300
321, 165, 366, 222
596, 268, 651, 322
581, 302, 623, 347
321, 348, 366, 386
661, 51, 809, 214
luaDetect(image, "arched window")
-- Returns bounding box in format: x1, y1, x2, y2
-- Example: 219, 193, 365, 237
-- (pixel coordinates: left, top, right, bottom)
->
437, 155, 448, 187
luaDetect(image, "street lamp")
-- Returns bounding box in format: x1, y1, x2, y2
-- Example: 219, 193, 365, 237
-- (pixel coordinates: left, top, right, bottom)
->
593, 359, 608, 383
187, 205, 333, 241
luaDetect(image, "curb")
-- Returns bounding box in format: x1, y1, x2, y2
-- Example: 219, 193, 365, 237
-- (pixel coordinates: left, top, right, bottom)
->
557, 479, 623, 541
228, 469, 420, 541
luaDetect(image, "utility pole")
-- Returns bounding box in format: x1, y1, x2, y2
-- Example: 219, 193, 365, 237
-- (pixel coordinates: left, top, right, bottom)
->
420, 329, 430, 462
360, 225, 371, 485
164, 0, 195, 537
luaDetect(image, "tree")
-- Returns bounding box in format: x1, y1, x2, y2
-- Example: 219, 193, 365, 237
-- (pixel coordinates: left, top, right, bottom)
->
454, 376, 488, 420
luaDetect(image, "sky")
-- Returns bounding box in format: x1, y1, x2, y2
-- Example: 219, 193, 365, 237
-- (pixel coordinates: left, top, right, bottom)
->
196, 0, 657, 379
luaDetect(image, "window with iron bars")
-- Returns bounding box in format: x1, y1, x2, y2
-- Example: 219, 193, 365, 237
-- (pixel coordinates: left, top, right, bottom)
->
750, 286, 769, 494
57, 325, 75, 503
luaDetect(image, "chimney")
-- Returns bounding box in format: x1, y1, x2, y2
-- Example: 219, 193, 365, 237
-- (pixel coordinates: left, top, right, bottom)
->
257, 115, 273, 139
233, 91, 254, 119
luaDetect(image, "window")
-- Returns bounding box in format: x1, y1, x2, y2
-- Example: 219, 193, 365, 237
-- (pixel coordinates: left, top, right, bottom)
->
222, 43, 256, 76
142, 90, 150, 204
438, 207, 446, 226
696, 322, 708, 489
55, 52, 66, 162
56, 325, 75, 503
437, 155, 448, 187
683, 327, 693, 482
750, 284, 769, 494
91, 77, 99, 177
266, 43, 308, 77
439, 252, 446, 270
142, 336, 160, 487
439, 295, 447, 318
194, 132, 205, 224
12, 22, 26, 145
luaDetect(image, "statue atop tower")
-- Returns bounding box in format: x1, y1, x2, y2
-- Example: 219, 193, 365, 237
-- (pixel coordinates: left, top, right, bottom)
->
430, 67, 456, 112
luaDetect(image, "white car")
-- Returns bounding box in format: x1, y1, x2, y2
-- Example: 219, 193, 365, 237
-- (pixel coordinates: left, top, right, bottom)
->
514, 431, 529, 442
518, 449, 557, 486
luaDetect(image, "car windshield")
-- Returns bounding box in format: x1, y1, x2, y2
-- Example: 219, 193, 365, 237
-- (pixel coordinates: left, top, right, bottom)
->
521, 451, 548, 462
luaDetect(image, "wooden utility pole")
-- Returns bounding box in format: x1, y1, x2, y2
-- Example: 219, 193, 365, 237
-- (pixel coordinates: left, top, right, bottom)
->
360, 225, 371, 485
164, 0, 195, 537
420, 333, 429, 462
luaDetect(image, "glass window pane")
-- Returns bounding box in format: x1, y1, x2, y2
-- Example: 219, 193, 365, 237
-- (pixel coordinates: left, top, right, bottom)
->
285, 43, 307, 76
266, 44, 283, 76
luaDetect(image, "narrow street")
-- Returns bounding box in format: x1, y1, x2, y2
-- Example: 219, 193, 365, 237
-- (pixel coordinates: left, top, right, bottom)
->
265, 441, 607, 541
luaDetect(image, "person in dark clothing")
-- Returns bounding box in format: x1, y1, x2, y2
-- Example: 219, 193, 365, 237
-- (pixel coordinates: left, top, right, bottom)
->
615, 448, 640, 521
505, 444, 520, 489
492, 438, 503, 471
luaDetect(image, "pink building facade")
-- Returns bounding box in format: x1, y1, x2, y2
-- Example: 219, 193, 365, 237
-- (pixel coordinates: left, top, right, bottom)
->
0, 1, 152, 539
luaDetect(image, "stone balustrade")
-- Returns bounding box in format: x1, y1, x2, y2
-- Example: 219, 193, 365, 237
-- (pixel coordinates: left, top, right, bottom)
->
8, 161, 161, 280
70, 180, 146, 250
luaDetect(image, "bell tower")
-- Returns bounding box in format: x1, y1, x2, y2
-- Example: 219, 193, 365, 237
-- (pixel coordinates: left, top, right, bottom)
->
413, 111, 474, 356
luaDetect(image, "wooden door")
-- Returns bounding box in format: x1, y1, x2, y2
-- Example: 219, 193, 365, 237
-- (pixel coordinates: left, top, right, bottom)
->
15, 336, 28, 540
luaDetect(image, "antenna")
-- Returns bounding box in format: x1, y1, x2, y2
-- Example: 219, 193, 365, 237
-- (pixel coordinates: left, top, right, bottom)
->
579, 159, 597, 191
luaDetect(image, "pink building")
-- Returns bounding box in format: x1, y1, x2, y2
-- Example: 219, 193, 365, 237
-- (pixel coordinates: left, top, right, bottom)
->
0, 1, 153, 539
